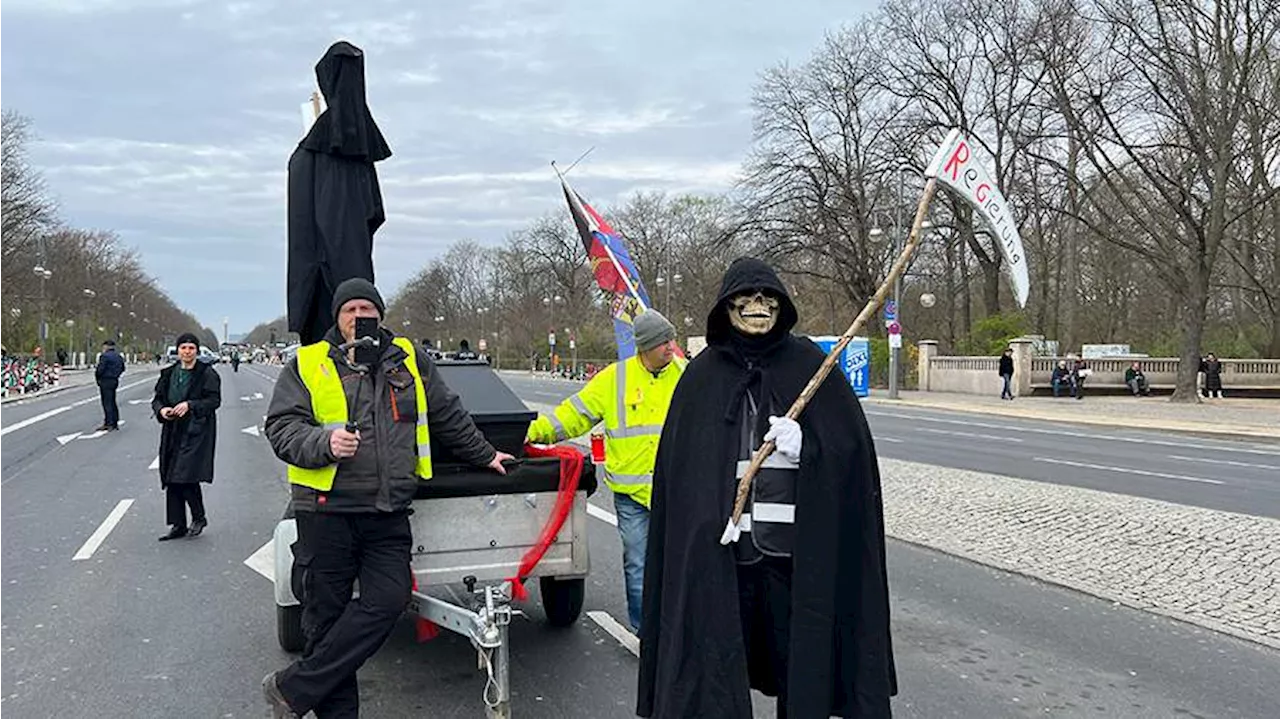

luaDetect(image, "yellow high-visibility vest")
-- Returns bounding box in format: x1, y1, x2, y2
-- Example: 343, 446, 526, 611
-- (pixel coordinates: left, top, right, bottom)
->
287, 336, 433, 490
527, 355, 685, 507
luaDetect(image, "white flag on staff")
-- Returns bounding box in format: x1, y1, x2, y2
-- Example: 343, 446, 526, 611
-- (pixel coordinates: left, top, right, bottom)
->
925, 128, 1030, 307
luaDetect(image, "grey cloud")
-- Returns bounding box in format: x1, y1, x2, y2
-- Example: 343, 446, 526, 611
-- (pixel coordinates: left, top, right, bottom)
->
3, 0, 871, 334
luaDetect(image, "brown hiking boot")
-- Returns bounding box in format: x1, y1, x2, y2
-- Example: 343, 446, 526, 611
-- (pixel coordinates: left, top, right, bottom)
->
261, 671, 299, 719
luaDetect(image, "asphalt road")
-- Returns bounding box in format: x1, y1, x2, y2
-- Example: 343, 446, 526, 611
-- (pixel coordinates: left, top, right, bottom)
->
502, 373, 1280, 520
2, 363, 1278, 718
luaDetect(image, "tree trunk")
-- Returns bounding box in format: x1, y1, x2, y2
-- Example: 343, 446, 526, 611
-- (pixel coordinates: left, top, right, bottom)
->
1171, 277, 1209, 403
1270, 196, 1280, 358
1061, 135, 1081, 351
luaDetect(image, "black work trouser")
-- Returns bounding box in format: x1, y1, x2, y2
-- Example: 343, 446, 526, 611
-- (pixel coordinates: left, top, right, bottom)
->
738, 556, 794, 719
279, 510, 413, 719
164, 483, 205, 527
99, 380, 119, 427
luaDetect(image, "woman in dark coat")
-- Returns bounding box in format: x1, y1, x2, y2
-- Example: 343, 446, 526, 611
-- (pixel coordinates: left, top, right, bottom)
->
1200, 353, 1224, 398
152, 333, 221, 541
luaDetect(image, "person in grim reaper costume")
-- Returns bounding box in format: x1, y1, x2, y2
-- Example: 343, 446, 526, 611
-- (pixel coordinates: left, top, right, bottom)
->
287, 41, 392, 345
637, 257, 896, 718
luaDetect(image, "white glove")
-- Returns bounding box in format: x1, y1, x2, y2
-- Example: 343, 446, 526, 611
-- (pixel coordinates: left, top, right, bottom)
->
763, 416, 802, 463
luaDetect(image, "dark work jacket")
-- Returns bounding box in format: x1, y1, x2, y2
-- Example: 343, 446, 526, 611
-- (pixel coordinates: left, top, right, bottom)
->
96, 349, 125, 385
264, 327, 496, 513
152, 361, 221, 486
998, 355, 1014, 377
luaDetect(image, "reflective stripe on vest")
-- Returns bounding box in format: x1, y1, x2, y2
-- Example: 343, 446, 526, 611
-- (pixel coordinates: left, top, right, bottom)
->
597, 356, 682, 507
286, 337, 432, 491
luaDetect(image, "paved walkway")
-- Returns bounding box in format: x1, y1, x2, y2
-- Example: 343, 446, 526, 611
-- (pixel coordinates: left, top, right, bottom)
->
865, 390, 1280, 441
882, 458, 1280, 650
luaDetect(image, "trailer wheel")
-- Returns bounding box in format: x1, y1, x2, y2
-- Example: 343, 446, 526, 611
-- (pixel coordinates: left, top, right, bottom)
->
539, 576, 585, 627
277, 604, 305, 653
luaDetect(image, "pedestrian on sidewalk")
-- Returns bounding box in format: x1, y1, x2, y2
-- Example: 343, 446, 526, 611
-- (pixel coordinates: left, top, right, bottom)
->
151, 333, 221, 541
95, 339, 125, 431
1200, 353, 1224, 398
1125, 361, 1150, 396
998, 348, 1015, 400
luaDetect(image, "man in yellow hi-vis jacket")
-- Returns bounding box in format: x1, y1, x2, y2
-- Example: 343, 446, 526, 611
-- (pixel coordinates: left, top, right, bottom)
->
262, 277, 513, 719
527, 310, 684, 631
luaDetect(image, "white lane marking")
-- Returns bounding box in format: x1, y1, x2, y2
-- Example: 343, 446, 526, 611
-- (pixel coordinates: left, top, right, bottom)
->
241, 425, 261, 437
1, 377, 153, 436
866, 409, 1280, 456
72, 499, 134, 560
1035, 457, 1225, 485
57, 432, 82, 445
240, 395, 253, 401
919, 427, 1024, 443
149, 456, 160, 470
1168, 455, 1280, 471
254, 392, 264, 399
587, 503, 618, 527
587, 610, 639, 657
244, 539, 275, 582
876, 436, 904, 443
128, 399, 148, 405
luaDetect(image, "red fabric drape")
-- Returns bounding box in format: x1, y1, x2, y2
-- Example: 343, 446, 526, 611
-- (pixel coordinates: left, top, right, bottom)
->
506, 444, 584, 600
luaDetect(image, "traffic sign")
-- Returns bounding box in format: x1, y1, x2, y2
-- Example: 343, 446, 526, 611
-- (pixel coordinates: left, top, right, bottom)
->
883, 300, 898, 322
887, 321, 901, 335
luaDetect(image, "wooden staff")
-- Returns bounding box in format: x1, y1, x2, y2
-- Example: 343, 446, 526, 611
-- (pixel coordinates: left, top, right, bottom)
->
722, 177, 940, 543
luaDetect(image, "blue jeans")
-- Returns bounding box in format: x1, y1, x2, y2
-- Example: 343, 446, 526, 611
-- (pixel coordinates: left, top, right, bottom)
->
613, 492, 650, 632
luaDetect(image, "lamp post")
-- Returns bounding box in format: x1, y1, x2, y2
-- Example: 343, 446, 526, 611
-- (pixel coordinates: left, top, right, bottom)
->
34, 264, 53, 351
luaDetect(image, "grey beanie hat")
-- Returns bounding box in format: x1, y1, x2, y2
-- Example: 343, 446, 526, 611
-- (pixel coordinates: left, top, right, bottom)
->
633, 309, 676, 352
331, 277, 385, 320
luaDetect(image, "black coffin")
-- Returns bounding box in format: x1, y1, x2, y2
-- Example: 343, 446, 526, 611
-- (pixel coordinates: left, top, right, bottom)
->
432, 359, 536, 463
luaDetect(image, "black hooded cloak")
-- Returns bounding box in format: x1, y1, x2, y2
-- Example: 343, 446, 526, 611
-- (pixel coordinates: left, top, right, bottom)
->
287, 41, 392, 344
637, 258, 896, 718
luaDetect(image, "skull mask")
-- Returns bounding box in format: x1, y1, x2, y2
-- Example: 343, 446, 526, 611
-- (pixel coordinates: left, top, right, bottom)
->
728, 290, 780, 335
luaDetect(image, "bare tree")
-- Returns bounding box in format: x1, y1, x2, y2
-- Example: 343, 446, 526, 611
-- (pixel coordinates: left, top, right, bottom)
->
1046, 0, 1280, 399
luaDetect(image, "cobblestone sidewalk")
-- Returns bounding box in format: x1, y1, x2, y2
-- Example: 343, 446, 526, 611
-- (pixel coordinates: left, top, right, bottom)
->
881, 458, 1280, 649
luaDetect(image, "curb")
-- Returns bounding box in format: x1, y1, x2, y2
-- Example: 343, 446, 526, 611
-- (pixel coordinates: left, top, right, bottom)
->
888, 534, 1280, 653
862, 397, 1280, 443
0, 381, 88, 405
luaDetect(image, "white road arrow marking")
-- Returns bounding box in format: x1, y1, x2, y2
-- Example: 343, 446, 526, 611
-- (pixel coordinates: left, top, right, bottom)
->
240, 395, 253, 401
128, 399, 148, 405
80, 430, 107, 440
253, 392, 264, 399
241, 425, 260, 437
149, 456, 160, 470
244, 539, 275, 582
57, 432, 83, 445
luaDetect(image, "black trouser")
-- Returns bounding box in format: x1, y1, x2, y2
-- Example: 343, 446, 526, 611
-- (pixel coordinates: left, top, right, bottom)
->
99, 379, 119, 427
164, 483, 205, 528
279, 511, 413, 719
738, 556, 794, 719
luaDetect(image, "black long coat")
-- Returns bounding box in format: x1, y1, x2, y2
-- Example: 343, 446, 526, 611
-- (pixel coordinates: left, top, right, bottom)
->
151, 361, 221, 486
638, 259, 896, 719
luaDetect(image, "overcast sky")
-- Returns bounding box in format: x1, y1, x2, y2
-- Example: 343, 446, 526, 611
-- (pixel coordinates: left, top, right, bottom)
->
3, 0, 874, 337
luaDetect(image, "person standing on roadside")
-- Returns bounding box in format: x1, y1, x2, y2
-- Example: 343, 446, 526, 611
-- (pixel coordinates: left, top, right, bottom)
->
152, 333, 221, 541
998, 347, 1015, 400
95, 339, 125, 430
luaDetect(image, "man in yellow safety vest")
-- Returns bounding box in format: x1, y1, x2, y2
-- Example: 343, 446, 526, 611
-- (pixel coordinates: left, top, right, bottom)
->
262, 277, 513, 719
527, 309, 684, 631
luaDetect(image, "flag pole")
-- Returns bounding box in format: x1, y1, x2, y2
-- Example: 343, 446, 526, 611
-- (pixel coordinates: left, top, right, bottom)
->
721, 176, 940, 544
553, 162, 650, 312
